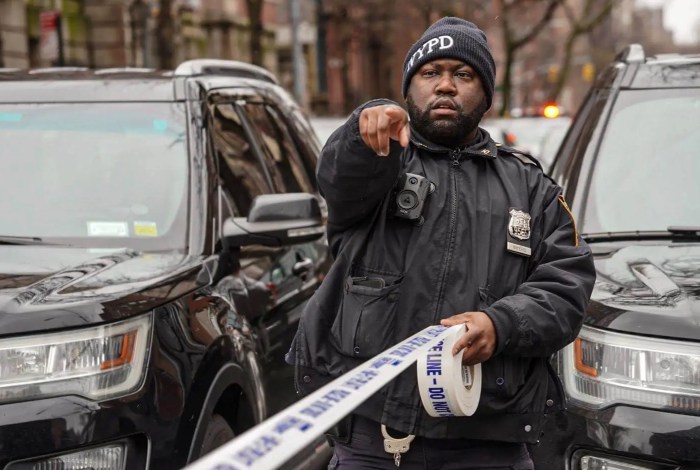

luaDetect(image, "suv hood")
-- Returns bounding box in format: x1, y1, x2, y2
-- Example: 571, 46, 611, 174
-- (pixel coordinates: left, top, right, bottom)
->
588, 243, 700, 341
0, 246, 204, 336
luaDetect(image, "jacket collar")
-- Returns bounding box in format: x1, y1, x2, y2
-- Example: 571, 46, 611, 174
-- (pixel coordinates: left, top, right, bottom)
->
409, 125, 498, 160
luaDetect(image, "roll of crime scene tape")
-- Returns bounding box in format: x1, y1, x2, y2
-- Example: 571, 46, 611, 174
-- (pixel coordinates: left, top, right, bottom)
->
417, 324, 482, 417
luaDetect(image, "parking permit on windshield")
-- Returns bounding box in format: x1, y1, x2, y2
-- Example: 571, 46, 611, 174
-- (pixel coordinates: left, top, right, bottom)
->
87, 221, 129, 237
134, 221, 158, 237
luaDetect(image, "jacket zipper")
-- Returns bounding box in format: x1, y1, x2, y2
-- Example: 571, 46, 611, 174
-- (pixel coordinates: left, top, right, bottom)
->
433, 150, 461, 322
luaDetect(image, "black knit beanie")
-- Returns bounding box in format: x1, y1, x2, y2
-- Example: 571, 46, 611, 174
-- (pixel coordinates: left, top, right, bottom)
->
402, 17, 496, 107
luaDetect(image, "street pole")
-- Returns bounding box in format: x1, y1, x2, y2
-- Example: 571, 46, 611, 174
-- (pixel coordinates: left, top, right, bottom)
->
143, 1, 151, 68
315, 0, 327, 95
290, 0, 306, 106
56, 0, 65, 66
56, 13, 65, 66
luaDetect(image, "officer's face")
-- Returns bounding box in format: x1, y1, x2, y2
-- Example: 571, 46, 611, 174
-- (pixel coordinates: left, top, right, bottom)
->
406, 59, 488, 148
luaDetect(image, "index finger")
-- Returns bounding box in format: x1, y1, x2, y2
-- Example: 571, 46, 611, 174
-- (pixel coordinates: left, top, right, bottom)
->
384, 105, 409, 125
451, 330, 474, 357
398, 124, 410, 148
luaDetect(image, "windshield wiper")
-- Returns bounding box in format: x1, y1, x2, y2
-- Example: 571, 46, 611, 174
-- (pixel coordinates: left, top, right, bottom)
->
0, 236, 66, 246
667, 226, 700, 236
583, 227, 700, 243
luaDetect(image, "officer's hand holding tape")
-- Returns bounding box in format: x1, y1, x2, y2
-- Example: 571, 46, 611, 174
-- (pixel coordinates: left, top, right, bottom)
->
440, 311, 497, 365
416, 312, 496, 419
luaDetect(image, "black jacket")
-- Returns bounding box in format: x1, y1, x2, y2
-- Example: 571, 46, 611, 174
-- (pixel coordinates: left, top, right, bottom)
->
287, 100, 595, 443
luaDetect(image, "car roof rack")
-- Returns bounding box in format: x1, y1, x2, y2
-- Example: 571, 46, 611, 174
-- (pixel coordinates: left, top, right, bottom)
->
28, 66, 90, 74
174, 59, 278, 84
647, 53, 700, 65
94, 67, 157, 74
616, 44, 645, 64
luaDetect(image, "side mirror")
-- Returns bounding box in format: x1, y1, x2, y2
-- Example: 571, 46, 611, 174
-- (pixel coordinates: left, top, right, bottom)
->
222, 193, 325, 248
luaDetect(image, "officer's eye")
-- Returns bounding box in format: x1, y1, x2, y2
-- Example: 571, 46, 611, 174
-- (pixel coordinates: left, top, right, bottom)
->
455, 71, 473, 79
422, 69, 438, 78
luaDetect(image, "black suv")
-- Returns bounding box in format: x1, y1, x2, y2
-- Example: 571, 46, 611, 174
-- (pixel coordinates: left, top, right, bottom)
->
0, 60, 331, 469
531, 45, 700, 469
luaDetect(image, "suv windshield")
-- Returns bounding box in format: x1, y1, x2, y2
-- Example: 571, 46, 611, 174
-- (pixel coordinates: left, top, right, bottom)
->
0, 103, 189, 251
581, 88, 700, 234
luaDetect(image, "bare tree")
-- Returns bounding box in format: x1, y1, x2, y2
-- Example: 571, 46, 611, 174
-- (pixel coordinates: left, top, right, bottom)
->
363, 0, 398, 100
0, 28, 4, 68
245, 0, 264, 65
497, 0, 562, 116
324, 0, 398, 112
156, 0, 175, 69
410, 0, 458, 28
549, 0, 613, 102
318, 1, 353, 112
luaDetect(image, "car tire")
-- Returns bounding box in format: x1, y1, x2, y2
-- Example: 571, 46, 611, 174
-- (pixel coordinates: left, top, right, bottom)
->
200, 413, 236, 456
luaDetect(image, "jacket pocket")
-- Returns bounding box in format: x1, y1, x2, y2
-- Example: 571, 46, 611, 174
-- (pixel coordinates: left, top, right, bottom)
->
478, 286, 534, 412
479, 355, 535, 414
331, 274, 402, 358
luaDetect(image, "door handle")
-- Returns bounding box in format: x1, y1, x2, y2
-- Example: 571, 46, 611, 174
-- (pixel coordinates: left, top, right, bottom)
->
292, 257, 314, 277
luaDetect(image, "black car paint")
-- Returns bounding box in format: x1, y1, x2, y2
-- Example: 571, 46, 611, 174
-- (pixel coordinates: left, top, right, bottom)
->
0, 70, 328, 469
584, 243, 700, 342
532, 241, 700, 469
531, 48, 700, 470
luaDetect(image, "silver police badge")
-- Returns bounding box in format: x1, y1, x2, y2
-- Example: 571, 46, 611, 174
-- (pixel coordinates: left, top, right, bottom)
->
508, 209, 531, 240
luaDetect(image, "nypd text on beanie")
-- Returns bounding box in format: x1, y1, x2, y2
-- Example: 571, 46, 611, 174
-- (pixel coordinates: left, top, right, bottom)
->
402, 17, 496, 107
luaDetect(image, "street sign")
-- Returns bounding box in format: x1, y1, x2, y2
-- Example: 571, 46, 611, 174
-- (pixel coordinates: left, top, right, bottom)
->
39, 10, 60, 63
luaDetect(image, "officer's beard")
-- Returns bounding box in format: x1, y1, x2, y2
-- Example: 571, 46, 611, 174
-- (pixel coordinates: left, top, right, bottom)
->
406, 94, 488, 148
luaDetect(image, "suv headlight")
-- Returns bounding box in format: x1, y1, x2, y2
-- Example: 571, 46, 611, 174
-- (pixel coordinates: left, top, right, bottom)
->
563, 325, 700, 412
0, 313, 152, 403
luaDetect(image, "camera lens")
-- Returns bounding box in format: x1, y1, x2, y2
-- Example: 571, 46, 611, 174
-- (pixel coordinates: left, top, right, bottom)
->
409, 177, 418, 185
397, 190, 418, 210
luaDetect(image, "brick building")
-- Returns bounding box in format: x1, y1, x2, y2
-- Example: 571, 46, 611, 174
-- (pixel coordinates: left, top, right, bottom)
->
317, 0, 681, 117
0, 0, 283, 72
0, 0, 683, 115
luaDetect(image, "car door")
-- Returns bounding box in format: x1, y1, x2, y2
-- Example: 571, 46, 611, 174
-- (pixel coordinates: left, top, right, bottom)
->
206, 89, 325, 413
236, 100, 322, 292
233, 98, 329, 411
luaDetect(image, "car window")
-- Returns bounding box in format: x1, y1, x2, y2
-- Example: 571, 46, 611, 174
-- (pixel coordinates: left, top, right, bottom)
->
285, 108, 321, 191
0, 103, 188, 250
581, 89, 700, 233
241, 103, 315, 194
539, 125, 568, 172
209, 103, 272, 216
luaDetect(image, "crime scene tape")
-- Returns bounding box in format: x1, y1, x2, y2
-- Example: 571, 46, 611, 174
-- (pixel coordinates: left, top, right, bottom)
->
417, 326, 482, 417
185, 323, 481, 470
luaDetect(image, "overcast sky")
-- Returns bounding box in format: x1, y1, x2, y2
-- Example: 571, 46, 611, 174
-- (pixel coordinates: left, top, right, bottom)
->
636, 0, 700, 44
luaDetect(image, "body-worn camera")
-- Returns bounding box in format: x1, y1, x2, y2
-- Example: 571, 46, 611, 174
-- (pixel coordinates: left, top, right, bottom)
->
393, 173, 433, 224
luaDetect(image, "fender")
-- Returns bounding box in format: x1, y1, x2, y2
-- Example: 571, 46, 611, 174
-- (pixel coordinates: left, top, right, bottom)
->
185, 360, 257, 463
180, 260, 272, 463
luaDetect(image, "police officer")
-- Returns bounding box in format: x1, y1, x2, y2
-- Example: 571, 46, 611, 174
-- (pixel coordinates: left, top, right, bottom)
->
286, 17, 595, 469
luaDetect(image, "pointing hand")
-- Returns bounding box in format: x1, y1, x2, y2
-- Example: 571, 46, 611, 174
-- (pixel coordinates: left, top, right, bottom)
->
359, 105, 410, 157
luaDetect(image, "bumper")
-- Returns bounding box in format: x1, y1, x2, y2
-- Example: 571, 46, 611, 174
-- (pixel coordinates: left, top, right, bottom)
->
0, 394, 158, 469
531, 404, 700, 469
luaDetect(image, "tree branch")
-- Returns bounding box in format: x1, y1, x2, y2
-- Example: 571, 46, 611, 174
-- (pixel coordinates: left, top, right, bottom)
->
576, 0, 613, 35
512, 0, 563, 50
